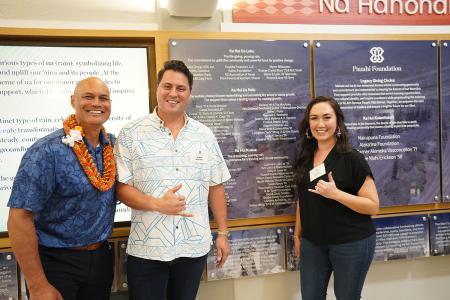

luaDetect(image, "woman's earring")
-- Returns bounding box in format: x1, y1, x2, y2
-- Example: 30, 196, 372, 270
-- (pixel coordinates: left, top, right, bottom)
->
306, 129, 312, 139
336, 128, 342, 138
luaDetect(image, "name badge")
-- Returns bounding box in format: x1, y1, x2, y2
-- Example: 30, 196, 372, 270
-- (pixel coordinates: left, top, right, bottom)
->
191, 150, 208, 163
309, 163, 326, 182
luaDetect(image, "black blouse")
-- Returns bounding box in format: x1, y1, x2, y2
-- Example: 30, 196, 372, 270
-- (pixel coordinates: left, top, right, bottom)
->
298, 147, 375, 245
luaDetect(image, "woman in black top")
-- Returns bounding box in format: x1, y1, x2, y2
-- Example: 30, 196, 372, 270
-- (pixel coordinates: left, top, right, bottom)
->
293, 96, 379, 300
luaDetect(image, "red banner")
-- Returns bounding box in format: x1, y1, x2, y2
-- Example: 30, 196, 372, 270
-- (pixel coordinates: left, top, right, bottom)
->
233, 0, 450, 25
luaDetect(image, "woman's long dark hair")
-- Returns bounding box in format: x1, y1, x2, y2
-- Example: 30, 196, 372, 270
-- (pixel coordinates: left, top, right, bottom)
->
294, 96, 351, 184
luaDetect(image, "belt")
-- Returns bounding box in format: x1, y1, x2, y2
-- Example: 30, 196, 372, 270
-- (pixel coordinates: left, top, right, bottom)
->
69, 241, 104, 251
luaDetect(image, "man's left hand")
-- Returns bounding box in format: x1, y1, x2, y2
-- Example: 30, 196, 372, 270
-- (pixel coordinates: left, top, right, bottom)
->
215, 235, 230, 268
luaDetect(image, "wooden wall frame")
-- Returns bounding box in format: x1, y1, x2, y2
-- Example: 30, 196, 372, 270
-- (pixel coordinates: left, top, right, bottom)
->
1, 27, 449, 249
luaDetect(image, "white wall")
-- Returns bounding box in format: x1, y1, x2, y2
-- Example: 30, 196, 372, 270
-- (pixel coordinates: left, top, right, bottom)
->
0, 0, 221, 31
2, 1, 449, 299
363, 256, 450, 300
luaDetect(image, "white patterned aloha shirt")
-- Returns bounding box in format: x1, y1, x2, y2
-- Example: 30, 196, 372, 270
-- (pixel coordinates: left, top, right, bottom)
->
114, 109, 230, 261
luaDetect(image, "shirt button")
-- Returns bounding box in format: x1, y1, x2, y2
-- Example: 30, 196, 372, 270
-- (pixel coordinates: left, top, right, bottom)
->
176, 168, 179, 171
176, 226, 179, 229
174, 149, 178, 153
168, 132, 172, 136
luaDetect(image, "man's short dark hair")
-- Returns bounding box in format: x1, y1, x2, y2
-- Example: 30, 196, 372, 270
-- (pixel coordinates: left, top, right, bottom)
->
157, 60, 193, 90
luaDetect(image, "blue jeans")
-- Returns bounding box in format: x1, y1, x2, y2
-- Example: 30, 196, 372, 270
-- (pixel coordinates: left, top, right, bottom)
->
300, 234, 375, 300
127, 254, 207, 300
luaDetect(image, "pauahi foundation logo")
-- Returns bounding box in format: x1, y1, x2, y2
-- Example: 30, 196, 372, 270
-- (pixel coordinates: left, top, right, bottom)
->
370, 47, 384, 63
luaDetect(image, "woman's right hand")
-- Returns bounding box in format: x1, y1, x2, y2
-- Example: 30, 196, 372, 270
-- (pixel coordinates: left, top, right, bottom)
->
293, 235, 301, 258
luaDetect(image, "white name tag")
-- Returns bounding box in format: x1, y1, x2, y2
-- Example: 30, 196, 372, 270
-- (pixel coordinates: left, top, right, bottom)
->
191, 150, 208, 163
309, 163, 326, 182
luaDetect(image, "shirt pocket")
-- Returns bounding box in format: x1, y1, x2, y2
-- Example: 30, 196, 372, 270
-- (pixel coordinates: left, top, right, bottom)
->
182, 144, 211, 183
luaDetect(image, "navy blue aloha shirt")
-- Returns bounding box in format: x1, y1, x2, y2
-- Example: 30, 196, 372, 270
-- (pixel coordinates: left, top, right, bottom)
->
8, 128, 116, 248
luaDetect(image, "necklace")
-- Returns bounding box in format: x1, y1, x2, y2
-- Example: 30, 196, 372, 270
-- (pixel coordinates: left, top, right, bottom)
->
63, 114, 116, 192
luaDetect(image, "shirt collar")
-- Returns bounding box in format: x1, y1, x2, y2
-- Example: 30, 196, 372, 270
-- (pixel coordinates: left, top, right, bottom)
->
82, 129, 109, 150
151, 107, 190, 128
98, 129, 109, 146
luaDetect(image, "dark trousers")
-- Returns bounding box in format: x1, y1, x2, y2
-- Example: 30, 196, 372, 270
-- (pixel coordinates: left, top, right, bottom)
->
37, 242, 114, 300
127, 254, 207, 300
300, 234, 376, 300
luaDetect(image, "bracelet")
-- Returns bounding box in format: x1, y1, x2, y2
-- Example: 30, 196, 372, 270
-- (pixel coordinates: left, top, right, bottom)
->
217, 230, 229, 236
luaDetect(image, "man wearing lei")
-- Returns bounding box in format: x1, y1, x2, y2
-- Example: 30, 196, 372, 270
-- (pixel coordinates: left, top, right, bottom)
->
7, 77, 116, 300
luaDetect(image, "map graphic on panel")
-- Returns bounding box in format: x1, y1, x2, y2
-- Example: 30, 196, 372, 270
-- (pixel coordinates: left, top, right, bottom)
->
207, 227, 285, 280
314, 41, 440, 207
285, 225, 300, 271
441, 42, 450, 202
170, 40, 311, 219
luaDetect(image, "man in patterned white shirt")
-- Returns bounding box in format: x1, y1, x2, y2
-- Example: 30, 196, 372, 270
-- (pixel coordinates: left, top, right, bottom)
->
114, 60, 231, 300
